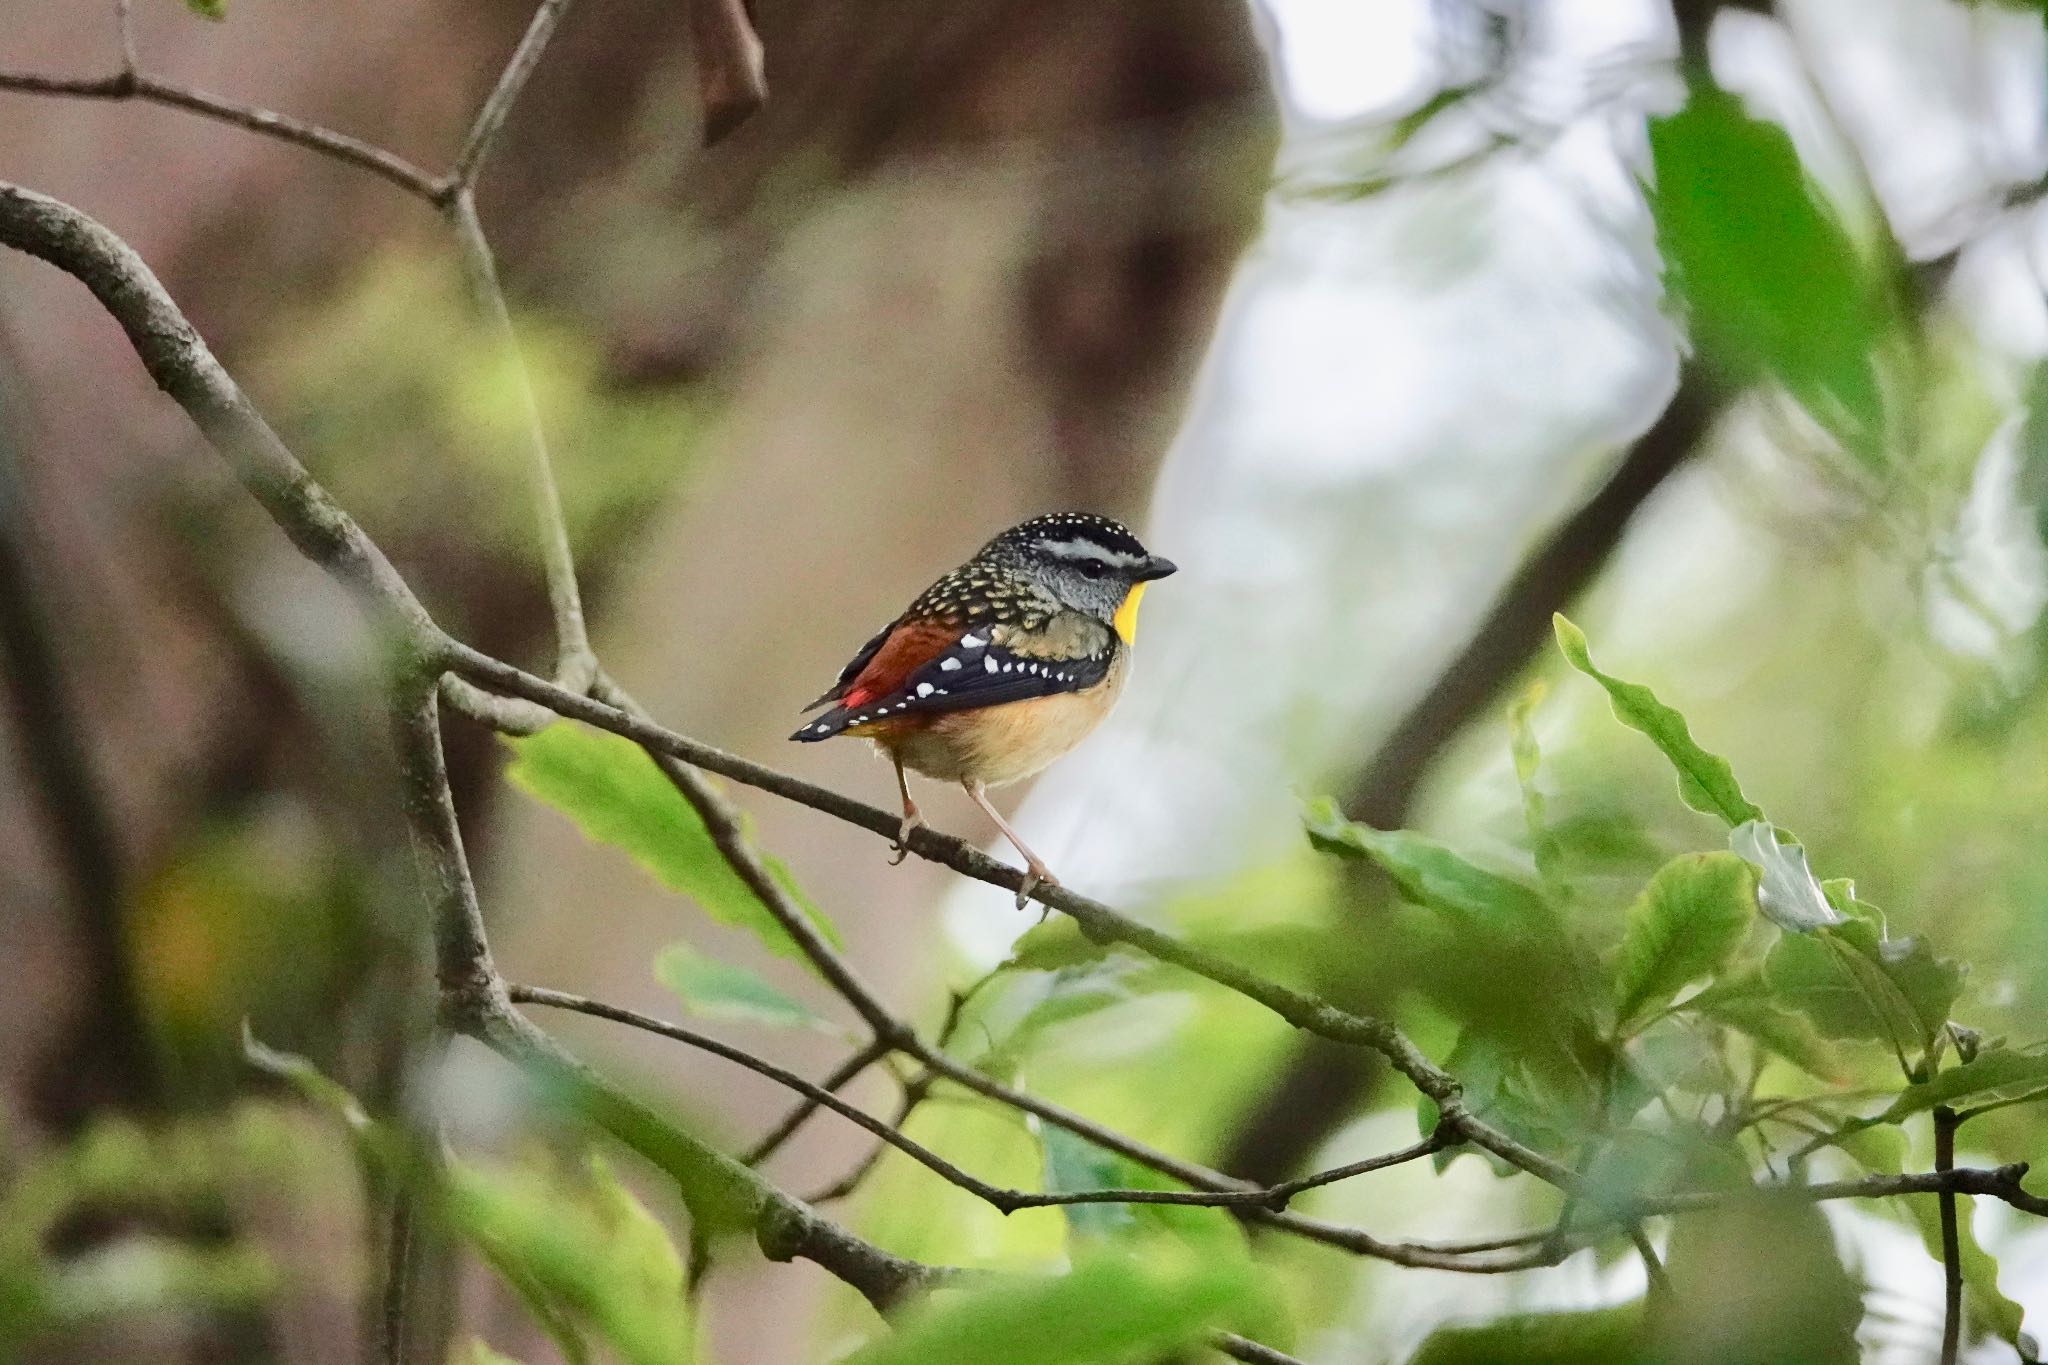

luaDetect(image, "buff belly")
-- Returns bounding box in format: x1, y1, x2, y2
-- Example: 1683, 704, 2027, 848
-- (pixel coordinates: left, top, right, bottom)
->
861, 649, 1128, 787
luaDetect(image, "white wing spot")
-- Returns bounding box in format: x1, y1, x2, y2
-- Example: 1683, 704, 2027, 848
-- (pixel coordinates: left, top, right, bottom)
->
983, 657, 999, 674
915, 683, 935, 698
940, 658, 962, 672
960, 634, 986, 648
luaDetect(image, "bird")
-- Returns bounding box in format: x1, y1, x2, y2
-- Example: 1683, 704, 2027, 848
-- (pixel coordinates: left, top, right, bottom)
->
791, 512, 1177, 907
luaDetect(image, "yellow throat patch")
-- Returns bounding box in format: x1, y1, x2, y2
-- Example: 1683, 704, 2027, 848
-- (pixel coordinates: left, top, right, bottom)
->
1113, 582, 1149, 644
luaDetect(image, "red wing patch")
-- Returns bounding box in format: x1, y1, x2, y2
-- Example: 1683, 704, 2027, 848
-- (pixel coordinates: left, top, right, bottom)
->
840, 620, 963, 710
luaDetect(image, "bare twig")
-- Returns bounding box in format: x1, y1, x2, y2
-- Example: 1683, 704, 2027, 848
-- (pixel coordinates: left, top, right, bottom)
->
593, 674, 906, 1036
448, 0, 579, 192
447, 643, 1575, 1189
1935, 1106, 1962, 1365
114, 0, 137, 77
445, 189, 597, 690
0, 183, 436, 641
745, 1041, 892, 1166
380, 1193, 414, 1365
804, 1072, 933, 1205
1214, 1332, 1307, 1365
511, 983, 1029, 1209
0, 72, 443, 198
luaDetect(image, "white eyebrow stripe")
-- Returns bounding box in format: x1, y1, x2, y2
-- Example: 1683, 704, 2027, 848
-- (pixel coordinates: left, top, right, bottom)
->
1034, 537, 1146, 567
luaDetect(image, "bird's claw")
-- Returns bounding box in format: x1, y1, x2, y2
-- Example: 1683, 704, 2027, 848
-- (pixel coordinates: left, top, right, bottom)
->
1013, 863, 1059, 911
889, 811, 925, 866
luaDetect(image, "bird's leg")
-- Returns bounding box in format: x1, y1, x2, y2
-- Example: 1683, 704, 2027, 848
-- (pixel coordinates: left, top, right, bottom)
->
889, 751, 924, 865
963, 780, 1057, 910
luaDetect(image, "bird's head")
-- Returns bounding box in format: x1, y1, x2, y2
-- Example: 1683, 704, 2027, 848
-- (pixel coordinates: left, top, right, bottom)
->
982, 512, 1177, 643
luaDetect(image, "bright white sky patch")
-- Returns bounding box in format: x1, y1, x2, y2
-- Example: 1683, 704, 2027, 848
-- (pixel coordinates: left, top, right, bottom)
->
1260, 0, 1436, 124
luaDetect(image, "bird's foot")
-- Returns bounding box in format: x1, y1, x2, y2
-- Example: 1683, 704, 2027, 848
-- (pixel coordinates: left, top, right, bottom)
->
1013, 860, 1060, 911
889, 808, 926, 866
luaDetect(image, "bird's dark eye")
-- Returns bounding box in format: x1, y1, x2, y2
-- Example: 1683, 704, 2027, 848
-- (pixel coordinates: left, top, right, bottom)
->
1077, 560, 1109, 579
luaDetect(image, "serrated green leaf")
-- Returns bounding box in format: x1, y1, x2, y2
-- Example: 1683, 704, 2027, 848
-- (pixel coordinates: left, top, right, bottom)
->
1648, 83, 1891, 463
1552, 616, 1765, 827
1730, 821, 1843, 931
1612, 852, 1758, 1028
841, 1250, 1264, 1365
653, 943, 833, 1033
505, 724, 839, 965
1877, 1048, 2048, 1122
1303, 798, 1546, 925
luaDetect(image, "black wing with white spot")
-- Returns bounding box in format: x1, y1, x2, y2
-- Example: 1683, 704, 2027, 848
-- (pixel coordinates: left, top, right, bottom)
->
791, 630, 1113, 741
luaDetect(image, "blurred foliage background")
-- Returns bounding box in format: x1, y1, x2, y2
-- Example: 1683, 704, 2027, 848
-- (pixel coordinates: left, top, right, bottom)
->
5, 0, 2048, 1361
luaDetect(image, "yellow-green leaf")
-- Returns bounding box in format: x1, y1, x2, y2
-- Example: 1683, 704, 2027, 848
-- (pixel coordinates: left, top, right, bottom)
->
842, 1250, 1265, 1365
1553, 616, 1764, 827
653, 942, 833, 1032
505, 724, 838, 965
1611, 852, 1757, 1028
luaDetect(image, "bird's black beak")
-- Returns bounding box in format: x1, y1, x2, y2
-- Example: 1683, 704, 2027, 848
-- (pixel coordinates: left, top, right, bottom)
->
1137, 555, 1177, 582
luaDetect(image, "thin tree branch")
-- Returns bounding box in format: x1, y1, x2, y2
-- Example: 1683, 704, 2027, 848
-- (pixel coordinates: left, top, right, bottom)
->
114, 0, 137, 78
1935, 1106, 1962, 1365
1214, 1332, 1307, 1365
380, 1192, 414, 1365
447, 642, 1575, 1192
595, 673, 909, 1037
0, 72, 443, 199
448, 0, 579, 192
511, 984, 1031, 1210
745, 1042, 893, 1166
389, 692, 945, 1309
0, 183, 437, 644
445, 188, 596, 690
804, 1072, 933, 1205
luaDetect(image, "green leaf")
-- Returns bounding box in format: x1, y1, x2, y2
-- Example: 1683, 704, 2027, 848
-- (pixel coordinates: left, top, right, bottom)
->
841, 1250, 1264, 1365
184, 0, 227, 18
1693, 992, 1840, 1081
1303, 798, 1547, 925
1552, 616, 1765, 827
243, 1033, 698, 1365
448, 1156, 691, 1365
1409, 1304, 1645, 1365
1905, 1194, 2030, 1354
1648, 83, 1891, 463
1611, 852, 1758, 1028
1877, 1048, 2048, 1123
1836, 1122, 1906, 1176
1762, 919, 1957, 1066
653, 942, 833, 1033
505, 724, 839, 965
1659, 1195, 1862, 1365
1729, 821, 1843, 931
1508, 684, 1568, 901
1003, 918, 1113, 973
